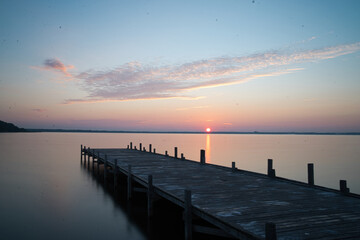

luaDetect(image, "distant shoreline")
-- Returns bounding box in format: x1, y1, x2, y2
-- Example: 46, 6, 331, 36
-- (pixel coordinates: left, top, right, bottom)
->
24, 129, 360, 135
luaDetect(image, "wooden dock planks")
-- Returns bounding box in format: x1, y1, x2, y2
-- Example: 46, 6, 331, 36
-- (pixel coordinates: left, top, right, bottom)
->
83, 147, 360, 240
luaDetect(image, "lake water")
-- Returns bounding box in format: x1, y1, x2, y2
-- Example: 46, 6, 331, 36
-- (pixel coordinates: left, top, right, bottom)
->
0, 132, 359, 239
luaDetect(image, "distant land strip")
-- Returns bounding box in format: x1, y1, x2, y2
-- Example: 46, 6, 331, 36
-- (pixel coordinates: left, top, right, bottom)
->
1, 120, 359, 135
26, 129, 360, 135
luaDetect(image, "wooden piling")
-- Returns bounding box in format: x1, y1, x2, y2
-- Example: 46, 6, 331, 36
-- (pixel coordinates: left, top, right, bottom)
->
184, 189, 192, 240
97, 152, 100, 175
92, 149, 95, 171
181, 153, 185, 160
83, 145, 86, 164
200, 149, 205, 164
149, 144, 152, 153
130, 142, 133, 149
114, 159, 118, 190
83, 146, 86, 166
87, 147, 90, 167
165, 151, 168, 156
80, 145, 83, 163
232, 162, 236, 172
140, 143, 142, 151
153, 148, 156, 154
175, 147, 178, 158
268, 159, 276, 177
104, 154, 108, 182
128, 165, 132, 200
340, 180, 350, 193
147, 175, 154, 217
308, 163, 314, 185
265, 222, 277, 240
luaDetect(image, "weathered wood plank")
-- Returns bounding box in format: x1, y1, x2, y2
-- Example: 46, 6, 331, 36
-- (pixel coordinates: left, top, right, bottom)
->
83, 148, 360, 240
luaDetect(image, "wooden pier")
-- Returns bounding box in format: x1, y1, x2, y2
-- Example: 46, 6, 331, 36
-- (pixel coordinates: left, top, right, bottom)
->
81, 143, 360, 240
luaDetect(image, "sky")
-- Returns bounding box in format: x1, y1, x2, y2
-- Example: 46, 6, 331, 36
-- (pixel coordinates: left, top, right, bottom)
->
1, 0, 360, 132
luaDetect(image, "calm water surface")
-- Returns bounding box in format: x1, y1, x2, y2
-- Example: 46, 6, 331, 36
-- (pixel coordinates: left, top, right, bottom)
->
0, 133, 359, 239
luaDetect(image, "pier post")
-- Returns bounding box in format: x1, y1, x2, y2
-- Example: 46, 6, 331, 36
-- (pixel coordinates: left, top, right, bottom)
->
87, 147, 90, 168
92, 149, 95, 171
134, 146, 137, 150
140, 143, 142, 151
147, 175, 154, 217
127, 145, 129, 149
181, 153, 185, 160
200, 149, 205, 164
265, 222, 277, 240
80, 145, 83, 163
149, 144, 152, 153
232, 162, 236, 172
153, 148, 156, 154
84, 146, 87, 164
184, 189, 192, 240
97, 152, 100, 175
165, 151, 168, 156
308, 163, 314, 185
104, 154, 108, 182
267, 159, 276, 177
174, 147, 178, 158
340, 180, 350, 193
143, 147, 146, 151
128, 165, 132, 200
114, 159, 118, 190
130, 142, 133, 149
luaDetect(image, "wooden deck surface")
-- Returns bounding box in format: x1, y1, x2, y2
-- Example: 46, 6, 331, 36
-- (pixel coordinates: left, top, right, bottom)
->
84, 148, 360, 240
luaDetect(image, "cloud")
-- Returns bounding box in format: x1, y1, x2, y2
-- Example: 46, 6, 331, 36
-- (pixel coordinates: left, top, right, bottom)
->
60, 42, 360, 104
33, 58, 74, 77
32, 108, 47, 112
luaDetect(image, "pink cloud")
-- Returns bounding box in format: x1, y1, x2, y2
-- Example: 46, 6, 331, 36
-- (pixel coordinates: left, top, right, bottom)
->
33, 58, 74, 77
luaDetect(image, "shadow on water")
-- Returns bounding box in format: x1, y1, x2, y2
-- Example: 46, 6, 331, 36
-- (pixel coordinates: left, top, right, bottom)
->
80, 159, 230, 240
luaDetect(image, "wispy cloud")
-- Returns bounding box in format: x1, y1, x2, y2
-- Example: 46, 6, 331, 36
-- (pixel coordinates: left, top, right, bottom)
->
56, 42, 360, 104
32, 108, 47, 113
33, 58, 74, 78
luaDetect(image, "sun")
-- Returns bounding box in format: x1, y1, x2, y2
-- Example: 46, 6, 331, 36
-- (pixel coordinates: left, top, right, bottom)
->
206, 127, 212, 133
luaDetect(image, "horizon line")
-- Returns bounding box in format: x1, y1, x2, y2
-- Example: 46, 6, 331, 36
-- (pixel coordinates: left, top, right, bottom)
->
24, 128, 360, 135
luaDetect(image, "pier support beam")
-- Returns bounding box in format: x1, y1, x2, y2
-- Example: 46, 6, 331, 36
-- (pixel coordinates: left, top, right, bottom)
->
130, 142, 133, 149
265, 222, 277, 240
308, 163, 314, 186
267, 159, 276, 178
147, 175, 154, 217
340, 180, 350, 193
153, 148, 156, 154
174, 147, 178, 158
200, 149, 205, 164
92, 149, 95, 171
97, 153, 100, 175
128, 165, 132, 200
149, 144, 152, 153
104, 154, 108, 182
232, 162, 236, 172
80, 145, 83, 163
181, 153, 185, 160
184, 189, 192, 240
83, 146, 87, 165
140, 143, 142, 151
87, 147, 90, 168
114, 159, 118, 190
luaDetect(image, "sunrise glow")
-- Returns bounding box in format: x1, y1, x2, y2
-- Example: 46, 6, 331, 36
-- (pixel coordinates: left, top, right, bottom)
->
206, 128, 212, 133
